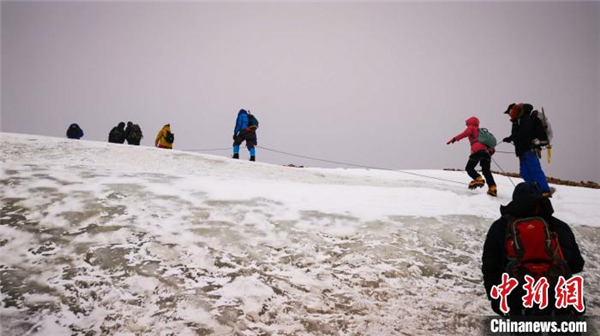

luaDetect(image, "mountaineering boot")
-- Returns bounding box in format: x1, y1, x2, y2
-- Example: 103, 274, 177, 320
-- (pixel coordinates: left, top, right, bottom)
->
232, 153, 239, 159
468, 176, 485, 189
487, 185, 498, 197
542, 186, 556, 198
250, 156, 256, 162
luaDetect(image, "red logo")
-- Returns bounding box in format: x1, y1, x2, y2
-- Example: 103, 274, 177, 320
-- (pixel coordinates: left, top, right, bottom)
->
555, 275, 585, 313
491, 273, 519, 314
491, 273, 585, 313
522, 275, 549, 310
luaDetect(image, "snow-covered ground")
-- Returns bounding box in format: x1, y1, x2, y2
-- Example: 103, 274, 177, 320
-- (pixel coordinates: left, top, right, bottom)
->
1, 133, 599, 335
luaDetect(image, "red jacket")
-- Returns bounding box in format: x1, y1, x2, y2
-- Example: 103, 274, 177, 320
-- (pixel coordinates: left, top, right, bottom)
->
453, 117, 492, 154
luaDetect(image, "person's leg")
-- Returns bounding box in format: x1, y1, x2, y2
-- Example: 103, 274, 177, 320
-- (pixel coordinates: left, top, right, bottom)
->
519, 155, 533, 183
466, 152, 485, 189
232, 135, 243, 159
243, 130, 257, 161
465, 154, 482, 180
523, 152, 550, 192
480, 153, 496, 187
480, 153, 497, 196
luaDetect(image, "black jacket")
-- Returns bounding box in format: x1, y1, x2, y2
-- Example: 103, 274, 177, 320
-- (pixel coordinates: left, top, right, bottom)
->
505, 111, 546, 158
109, 126, 126, 144
481, 195, 584, 315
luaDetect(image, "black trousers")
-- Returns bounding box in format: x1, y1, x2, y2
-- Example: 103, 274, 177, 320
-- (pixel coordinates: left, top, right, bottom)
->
465, 150, 496, 187
233, 129, 257, 149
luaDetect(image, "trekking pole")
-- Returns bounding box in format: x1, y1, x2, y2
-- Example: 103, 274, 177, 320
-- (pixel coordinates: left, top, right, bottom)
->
491, 156, 516, 187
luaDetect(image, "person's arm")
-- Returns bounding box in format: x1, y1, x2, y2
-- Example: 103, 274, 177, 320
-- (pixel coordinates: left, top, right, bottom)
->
482, 218, 508, 316
454, 127, 472, 142
482, 219, 505, 298
447, 127, 472, 144
510, 119, 529, 143
233, 115, 241, 134
553, 218, 585, 274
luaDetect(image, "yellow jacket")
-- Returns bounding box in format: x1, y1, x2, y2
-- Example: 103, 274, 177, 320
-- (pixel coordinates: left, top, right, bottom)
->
155, 125, 173, 149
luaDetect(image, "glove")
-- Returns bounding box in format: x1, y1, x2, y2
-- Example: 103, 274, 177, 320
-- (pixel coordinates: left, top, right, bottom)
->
233, 133, 237, 140
502, 137, 511, 143
446, 138, 456, 145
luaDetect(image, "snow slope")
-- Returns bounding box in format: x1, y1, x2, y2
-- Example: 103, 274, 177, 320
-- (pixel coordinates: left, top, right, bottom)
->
1, 133, 599, 335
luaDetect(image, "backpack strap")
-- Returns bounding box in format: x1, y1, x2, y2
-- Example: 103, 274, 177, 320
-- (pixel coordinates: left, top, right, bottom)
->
504, 215, 525, 260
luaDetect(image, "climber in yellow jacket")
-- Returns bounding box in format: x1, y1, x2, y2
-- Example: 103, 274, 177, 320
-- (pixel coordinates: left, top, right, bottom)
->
155, 124, 174, 149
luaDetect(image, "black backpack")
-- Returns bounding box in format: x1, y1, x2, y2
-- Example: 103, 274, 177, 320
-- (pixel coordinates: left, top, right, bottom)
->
165, 131, 174, 144
67, 124, 80, 138
248, 114, 259, 130
129, 124, 143, 141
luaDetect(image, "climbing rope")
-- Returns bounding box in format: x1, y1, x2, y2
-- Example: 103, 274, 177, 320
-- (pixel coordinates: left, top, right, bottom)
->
491, 156, 516, 187
187, 147, 231, 152
184, 137, 526, 190
258, 146, 467, 185
187, 145, 466, 185
186, 145, 526, 188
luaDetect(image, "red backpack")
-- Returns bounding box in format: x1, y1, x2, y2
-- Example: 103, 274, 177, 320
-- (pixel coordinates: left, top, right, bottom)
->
505, 216, 570, 282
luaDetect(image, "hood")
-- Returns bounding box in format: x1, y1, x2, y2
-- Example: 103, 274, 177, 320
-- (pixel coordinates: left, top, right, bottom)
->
466, 117, 479, 127
521, 103, 534, 116
500, 182, 554, 218
118, 122, 125, 129
512, 182, 542, 200
238, 109, 248, 116
500, 196, 554, 219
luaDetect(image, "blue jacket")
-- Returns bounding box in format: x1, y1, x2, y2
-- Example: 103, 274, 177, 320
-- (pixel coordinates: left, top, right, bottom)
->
234, 109, 249, 134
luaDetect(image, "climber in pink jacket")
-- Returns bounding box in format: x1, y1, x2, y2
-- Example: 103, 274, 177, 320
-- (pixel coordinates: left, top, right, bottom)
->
447, 117, 497, 196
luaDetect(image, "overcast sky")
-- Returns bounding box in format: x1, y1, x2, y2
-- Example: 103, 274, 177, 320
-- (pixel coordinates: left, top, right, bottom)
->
2, 1, 598, 182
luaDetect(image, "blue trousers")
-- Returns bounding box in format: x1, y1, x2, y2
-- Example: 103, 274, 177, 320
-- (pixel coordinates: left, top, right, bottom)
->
520, 151, 550, 192
233, 145, 255, 156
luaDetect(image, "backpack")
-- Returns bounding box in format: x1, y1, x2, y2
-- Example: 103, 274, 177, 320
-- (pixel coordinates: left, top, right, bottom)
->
129, 124, 143, 141
532, 107, 552, 146
477, 128, 497, 148
505, 216, 570, 284
248, 114, 259, 130
67, 124, 80, 138
165, 131, 174, 144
